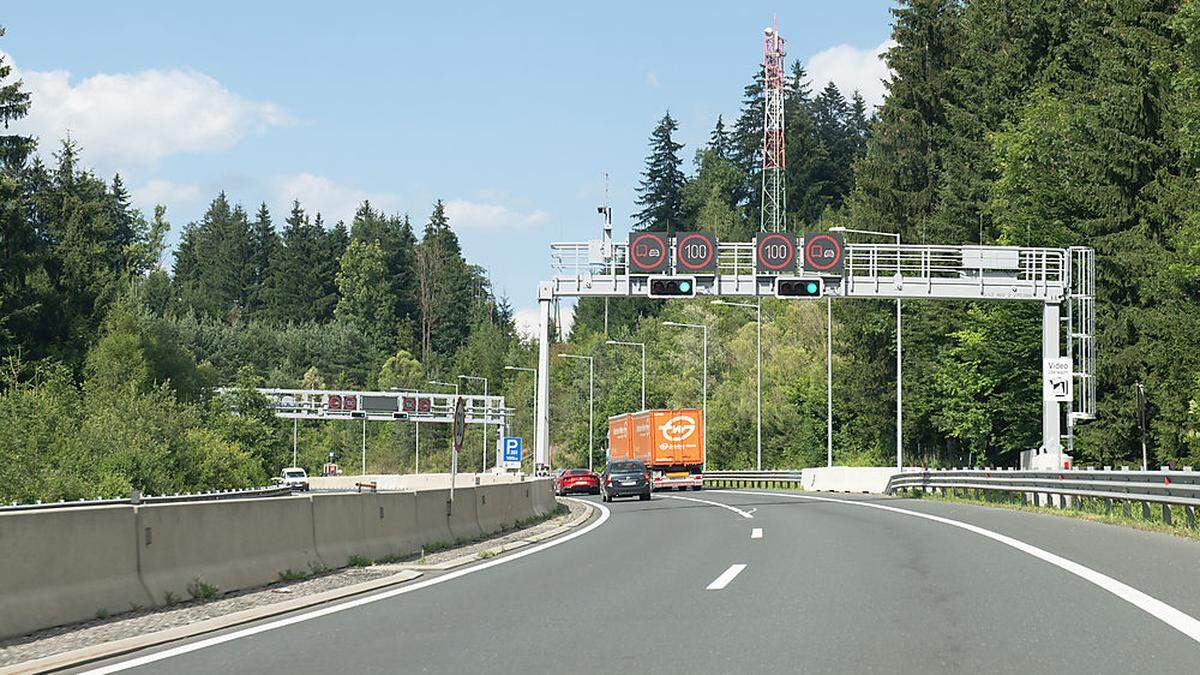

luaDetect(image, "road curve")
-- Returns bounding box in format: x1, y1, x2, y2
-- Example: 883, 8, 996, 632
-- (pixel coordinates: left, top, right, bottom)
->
74, 490, 1200, 674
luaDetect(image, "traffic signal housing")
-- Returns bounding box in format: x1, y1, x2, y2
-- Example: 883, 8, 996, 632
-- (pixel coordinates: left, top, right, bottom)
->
775, 277, 823, 299
648, 276, 697, 298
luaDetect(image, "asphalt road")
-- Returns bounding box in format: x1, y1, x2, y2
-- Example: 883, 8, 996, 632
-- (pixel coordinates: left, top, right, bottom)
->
76, 490, 1200, 674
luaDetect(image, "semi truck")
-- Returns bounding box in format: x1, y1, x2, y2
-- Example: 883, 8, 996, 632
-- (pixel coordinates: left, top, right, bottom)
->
607, 409, 704, 491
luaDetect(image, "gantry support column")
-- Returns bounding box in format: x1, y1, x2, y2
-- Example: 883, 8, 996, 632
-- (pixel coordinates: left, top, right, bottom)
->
535, 282, 553, 474
1043, 302, 1063, 467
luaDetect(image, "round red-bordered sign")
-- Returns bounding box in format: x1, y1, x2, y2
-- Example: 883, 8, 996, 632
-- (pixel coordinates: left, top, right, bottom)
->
756, 233, 796, 271
629, 232, 669, 273
675, 232, 716, 272
803, 234, 844, 272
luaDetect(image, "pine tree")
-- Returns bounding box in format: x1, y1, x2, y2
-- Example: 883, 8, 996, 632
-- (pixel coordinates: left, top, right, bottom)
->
0, 27, 33, 169
785, 60, 825, 225
632, 112, 686, 234
0, 26, 35, 356
248, 203, 277, 314
32, 139, 129, 366
731, 70, 766, 212
416, 201, 473, 361
848, 0, 961, 242
264, 201, 334, 324
810, 82, 856, 211
173, 193, 254, 320
708, 116, 731, 160
848, 92, 870, 155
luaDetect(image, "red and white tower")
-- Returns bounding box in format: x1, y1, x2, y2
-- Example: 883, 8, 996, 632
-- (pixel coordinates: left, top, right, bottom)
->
761, 20, 786, 232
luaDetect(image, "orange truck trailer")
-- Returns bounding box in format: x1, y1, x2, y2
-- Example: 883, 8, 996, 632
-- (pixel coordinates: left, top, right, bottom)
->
607, 409, 704, 491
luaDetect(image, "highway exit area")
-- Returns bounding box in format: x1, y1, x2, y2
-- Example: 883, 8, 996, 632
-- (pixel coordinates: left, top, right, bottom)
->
78, 492, 1200, 674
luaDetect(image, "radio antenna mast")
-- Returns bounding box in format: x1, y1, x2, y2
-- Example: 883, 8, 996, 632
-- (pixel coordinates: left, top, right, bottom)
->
761, 18, 786, 232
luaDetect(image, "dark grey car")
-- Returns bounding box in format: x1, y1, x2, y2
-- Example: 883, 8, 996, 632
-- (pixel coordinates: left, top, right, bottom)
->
600, 459, 652, 502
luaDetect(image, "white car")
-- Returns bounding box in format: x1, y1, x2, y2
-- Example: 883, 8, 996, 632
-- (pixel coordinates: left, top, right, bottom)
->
277, 467, 310, 491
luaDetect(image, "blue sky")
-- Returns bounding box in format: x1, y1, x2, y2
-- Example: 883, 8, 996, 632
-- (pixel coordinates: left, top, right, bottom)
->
3, 1, 894, 333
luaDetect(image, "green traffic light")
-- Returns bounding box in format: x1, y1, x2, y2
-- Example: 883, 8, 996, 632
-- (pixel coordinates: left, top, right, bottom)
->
679, 280, 692, 293
806, 281, 818, 294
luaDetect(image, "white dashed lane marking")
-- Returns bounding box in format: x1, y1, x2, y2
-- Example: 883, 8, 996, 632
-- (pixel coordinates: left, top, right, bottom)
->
706, 564, 747, 590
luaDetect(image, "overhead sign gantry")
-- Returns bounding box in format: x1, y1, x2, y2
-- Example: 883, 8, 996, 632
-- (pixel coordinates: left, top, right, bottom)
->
222, 387, 515, 475
533, 231, 1095, 473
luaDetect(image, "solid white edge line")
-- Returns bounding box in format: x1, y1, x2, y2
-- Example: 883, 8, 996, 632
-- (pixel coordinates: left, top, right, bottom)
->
663, 494, 754, 519
713, 489, 1200, 645
706, 563, 747, 590
751, 528, 763, 539
81, 498, 611, 674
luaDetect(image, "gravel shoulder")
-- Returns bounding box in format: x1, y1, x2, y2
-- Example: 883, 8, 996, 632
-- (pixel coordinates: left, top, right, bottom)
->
0, 498, 587, 668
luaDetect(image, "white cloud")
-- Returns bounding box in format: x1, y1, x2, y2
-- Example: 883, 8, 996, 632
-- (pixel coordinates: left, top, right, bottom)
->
6, 51, 288, 166
514, 303, 574, 341
806, 39, 895, 109
444, 200, 550, 231
134, 179, 202, 211
646, 71, 660, 88
274, 173, 400, 224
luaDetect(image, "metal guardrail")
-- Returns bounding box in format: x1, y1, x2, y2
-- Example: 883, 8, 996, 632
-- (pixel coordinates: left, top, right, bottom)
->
887, 468, 1200, 526
0, 485, 294, 512
703, 470, 804, 489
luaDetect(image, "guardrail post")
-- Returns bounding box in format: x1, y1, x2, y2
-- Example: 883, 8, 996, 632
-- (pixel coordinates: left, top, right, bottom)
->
1187, 505, 1196, 528
1162, 503, 1173, 526
1142, 501, 1151, 520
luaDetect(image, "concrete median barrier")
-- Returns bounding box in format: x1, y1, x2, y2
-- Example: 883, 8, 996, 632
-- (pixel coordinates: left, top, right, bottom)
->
0, 479, 560, 640
137, 496, 318, 605
447, 487, 483, 542
530, 478, 556, 516
475, 484, 515, 533
361, 492, 420, 560
311, 493, 369, 567
0, 505, 150, 640
802, 467, 911, 494
412, 488, 454, 548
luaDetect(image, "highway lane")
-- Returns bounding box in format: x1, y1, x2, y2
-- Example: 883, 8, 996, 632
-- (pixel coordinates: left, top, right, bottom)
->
75, 490, 1200, 674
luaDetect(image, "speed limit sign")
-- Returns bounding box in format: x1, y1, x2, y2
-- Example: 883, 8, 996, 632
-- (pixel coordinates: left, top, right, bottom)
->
754, 232, 797, 274
675, 231, 718, 274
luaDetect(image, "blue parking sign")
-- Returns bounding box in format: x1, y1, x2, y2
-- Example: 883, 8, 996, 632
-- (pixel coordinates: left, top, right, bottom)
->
502, 437, 522, 463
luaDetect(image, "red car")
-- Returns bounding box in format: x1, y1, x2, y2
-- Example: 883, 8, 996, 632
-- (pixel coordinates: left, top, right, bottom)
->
555, 468, 600, 495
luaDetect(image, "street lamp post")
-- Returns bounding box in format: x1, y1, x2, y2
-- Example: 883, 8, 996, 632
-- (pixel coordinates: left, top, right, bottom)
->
830, 226, 903, 471
663, 321, 708, 472
459, 375, 489, 472
559, 354, 595, 472
826, 297, 832, 468
712, 300, 762, 471
505, 365, 537, 472
606, 339, 646, 410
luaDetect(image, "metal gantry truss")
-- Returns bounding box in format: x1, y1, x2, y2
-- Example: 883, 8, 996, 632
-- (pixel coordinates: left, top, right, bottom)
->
535, 238, 1096, 472
244, 388, 511, 426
